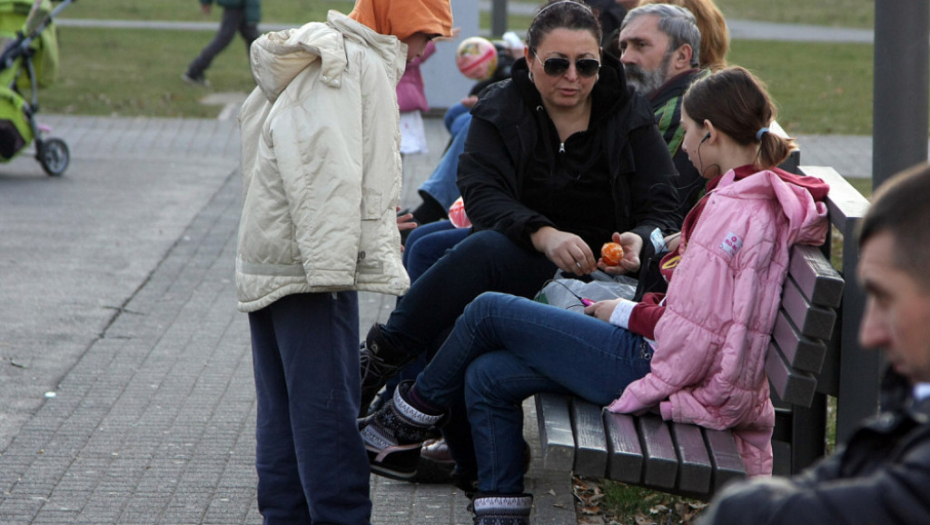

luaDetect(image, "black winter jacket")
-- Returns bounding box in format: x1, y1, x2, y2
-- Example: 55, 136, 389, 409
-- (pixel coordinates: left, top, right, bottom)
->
457, 53, 682, 264
699, 369, 930, 525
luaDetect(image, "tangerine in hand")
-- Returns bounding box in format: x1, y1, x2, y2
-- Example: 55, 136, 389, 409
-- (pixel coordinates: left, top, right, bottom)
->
601, 242, 624, 266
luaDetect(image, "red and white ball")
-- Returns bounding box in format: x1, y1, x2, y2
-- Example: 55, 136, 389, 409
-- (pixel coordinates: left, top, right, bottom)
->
455, 37, 498, 81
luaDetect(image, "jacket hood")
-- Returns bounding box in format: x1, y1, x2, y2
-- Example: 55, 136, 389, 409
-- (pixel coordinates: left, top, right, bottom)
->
716, 165, 830, 246
348, 0, 453, 42
248, 12, 408, 104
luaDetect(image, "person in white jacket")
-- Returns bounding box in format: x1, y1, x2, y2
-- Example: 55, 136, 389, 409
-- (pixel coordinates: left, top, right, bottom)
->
235, 0, 452, 522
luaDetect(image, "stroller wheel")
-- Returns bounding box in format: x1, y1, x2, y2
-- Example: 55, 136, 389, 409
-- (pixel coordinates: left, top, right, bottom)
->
38, 138, 70, 176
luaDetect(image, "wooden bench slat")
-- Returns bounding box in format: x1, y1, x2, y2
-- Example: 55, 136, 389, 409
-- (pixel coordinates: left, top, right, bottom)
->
772, 310, 828, 373
535, 392, 575, 472
670, 423, 712, 494
703, 428, 746, 489
571, 398, 608, 478
782, 276, 837, 340
604, 412, 645, 484
788, 244, 845, 308
800, 166, 871, 231
637, 415, 679, 489
765, 341, 817, 406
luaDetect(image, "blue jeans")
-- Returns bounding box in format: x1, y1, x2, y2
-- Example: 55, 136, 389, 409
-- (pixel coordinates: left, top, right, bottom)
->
249, 292, 372, 525
402, 220, 468, 284
382, 221, 469, 400
416, 292, 652, 494
418, 110, 471, 210
443, 102, 471, 134
380, 230, 560, 360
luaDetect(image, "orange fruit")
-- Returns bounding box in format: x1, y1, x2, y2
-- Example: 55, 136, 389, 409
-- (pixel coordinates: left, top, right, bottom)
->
601, 242, 624, 266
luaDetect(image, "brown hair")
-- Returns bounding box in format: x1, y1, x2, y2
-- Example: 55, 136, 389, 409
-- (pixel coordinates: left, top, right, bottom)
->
859, 163, 930, 288
645, 0, 729, 70
683, 66, 795, 169
526, 0, 602, 54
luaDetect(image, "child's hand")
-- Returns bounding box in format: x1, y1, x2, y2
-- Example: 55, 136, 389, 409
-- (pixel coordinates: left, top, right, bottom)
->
396, 208, 416, 251
396, 208, 417, 232
460, 95, 479, 108
584, 298, 623, 322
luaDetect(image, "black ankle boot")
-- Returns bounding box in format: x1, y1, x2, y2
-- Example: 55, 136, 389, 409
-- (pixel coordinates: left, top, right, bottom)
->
359, 381, 445, 480
358, 324, 416, 418
471, 493, 533, 525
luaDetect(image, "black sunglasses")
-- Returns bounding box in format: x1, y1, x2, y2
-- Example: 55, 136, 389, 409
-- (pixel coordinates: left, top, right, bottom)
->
533, 52, 600, 78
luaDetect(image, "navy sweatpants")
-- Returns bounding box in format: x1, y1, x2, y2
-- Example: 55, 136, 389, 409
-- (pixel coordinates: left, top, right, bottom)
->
248, 292, 371, 525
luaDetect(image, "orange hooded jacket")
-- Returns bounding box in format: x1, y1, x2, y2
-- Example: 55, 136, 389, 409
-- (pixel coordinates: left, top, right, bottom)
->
348, 0, 453, 42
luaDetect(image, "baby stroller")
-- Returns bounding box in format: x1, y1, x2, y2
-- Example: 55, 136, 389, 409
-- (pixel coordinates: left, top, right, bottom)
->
0, 0, 73, 176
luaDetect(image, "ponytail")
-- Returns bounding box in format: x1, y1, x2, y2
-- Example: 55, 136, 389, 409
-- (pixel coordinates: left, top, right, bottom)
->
758, 128, 795, 169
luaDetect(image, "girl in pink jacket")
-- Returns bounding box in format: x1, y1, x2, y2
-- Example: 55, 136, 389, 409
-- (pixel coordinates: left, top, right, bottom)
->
359, 67, 829, 519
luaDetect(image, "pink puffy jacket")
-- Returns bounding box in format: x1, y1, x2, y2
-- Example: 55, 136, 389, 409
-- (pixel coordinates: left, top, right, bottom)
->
396, 41, 436, 113
607, 168, 829, 477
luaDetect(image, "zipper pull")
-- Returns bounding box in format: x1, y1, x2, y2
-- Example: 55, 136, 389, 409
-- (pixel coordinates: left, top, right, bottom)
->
559, 142, 565, 153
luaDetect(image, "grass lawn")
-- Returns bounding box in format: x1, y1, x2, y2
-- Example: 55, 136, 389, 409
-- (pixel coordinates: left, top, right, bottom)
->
716, 0, 875, 29
40, 27, 256, 118
39, 26, 877, 134
727, 40, 874, 135
58, 0, 357, 25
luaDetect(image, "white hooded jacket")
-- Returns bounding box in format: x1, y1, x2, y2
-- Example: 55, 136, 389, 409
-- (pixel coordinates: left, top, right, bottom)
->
236, 11, 411, 312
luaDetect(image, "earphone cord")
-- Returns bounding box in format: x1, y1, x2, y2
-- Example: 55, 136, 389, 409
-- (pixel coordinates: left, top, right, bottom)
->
541, 278, 588, 310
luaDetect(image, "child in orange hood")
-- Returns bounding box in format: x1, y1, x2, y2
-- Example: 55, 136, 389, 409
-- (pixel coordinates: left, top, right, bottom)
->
236, 0, 451, 523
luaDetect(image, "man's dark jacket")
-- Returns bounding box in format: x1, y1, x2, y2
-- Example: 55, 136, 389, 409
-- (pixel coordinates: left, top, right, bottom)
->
651, 68, 704, 217
699, 369, 930, 525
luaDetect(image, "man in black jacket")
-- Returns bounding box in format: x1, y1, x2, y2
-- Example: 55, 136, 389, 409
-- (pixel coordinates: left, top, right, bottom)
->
698, 163, 930, 525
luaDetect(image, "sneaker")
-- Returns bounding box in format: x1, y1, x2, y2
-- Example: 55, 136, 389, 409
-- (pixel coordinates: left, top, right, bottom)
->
471, 493, 533, 525
359, 324, 416, 417
359, 381, 445, 480
181, 72, 211, 87
420, 438, 455, 465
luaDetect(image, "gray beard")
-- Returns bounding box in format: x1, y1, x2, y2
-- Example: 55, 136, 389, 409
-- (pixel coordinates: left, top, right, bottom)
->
625, 52, 673, 96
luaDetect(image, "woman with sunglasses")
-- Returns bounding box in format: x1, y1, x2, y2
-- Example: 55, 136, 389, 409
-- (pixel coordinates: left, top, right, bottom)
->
358, 0, 679, 509
361, 66, 831, 524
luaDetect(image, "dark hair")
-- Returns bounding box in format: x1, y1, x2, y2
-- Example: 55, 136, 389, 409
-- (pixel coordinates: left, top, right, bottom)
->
858, 163, 930, 287
682, 66, 794, 169
622, 3, 702, 68
527, 0, 602, 54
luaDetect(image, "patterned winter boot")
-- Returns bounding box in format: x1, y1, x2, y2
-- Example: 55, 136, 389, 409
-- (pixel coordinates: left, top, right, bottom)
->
359, 380, 445, 480
471, 493, 533, 525
358, 323, 417, 417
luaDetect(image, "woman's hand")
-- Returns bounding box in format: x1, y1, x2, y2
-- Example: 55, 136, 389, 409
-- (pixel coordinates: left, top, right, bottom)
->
531, 226, 595, 276
597, 231, 643, 275
584, 298, 622, 322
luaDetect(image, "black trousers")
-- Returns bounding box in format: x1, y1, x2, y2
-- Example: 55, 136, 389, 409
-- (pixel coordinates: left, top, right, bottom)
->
187, 7, 259, 77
